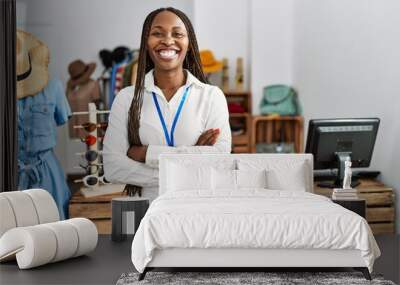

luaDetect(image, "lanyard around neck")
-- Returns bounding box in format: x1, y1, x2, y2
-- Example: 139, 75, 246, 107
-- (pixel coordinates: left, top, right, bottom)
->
152, 86, 191, 147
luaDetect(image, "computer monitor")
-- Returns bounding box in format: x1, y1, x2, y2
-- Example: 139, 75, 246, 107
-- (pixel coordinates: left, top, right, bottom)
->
305, 118, 380, 188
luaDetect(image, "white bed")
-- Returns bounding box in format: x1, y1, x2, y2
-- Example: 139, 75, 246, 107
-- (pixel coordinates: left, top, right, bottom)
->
131, 154, 380, 280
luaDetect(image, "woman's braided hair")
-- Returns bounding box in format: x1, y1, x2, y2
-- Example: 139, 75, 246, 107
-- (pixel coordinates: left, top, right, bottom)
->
125, 7, 208, 196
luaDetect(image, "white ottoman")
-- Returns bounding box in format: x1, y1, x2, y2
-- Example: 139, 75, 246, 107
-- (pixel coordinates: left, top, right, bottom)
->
0, 189, 98, 269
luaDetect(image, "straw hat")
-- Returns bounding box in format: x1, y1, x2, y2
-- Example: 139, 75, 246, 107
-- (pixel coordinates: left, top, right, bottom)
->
199, 50, 223, 74
67, 60, 96, 88
16, 30, 49, 99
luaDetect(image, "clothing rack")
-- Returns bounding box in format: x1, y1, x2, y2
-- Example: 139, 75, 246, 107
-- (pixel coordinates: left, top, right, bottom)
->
98, 48, 139, 109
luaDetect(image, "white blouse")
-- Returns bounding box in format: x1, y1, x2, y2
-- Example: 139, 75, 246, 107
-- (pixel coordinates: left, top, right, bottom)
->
103, 70, 231, 201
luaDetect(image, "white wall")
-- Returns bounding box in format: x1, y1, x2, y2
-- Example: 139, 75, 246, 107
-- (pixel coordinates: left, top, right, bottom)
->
250, 0, 294, 114
193, 0, 250, 91
17, 0, 194, 174
292, 0, 400, 233
17, 0, 400, 232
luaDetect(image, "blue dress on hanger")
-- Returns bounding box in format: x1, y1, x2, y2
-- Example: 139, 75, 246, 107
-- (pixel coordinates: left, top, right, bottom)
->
17, 78, 72, 220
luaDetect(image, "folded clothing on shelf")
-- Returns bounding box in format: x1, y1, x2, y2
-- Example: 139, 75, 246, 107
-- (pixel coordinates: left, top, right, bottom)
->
232, 129, 244, 136
228, 102, 245, 113
230, 122, 245, 136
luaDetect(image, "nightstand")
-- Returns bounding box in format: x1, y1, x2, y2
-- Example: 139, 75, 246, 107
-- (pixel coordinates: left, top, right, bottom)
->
315, 179, 396, 234
332, 198, 366, 218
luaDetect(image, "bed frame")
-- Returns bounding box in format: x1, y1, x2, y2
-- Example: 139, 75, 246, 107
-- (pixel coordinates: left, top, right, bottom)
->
139, 248, 371, 280
138, 154, 372, 281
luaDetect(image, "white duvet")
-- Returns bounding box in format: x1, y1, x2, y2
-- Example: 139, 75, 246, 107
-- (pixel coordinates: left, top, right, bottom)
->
131, 190, 380, 273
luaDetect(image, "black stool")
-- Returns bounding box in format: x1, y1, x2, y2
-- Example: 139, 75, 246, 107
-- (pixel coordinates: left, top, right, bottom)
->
111, 197, 149, 241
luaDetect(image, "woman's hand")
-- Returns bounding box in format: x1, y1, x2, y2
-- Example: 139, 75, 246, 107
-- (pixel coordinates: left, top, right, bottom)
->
195, 128, 220, 146
127, 146, 148, 162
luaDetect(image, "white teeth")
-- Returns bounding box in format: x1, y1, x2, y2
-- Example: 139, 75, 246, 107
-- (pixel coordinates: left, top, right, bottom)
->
159, 50, 178, 59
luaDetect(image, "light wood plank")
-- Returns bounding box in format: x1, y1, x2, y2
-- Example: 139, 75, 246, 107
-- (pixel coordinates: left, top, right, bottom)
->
70, 203, 111, 219
266, 121, 272, 144
369, 222, 395, 234
233, 146, 250, 153
93, 219, 111, 234
358, 193, 394, 206
366, 207, 395, 222
358, 187, 393, 194
70, 191, 124, 203
232, 134, 249, 145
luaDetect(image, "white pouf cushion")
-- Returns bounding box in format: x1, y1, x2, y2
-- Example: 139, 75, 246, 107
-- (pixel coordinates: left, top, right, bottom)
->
42, 221, 79, 262
65, 218, 98, 257
0, 196, 17, 237
24, 189, 60, 223
0, 218, 98, 269
0, 226, 57, 268
0, 189, 59, 237
1, 191, 39, 227
0, 189, 98, 269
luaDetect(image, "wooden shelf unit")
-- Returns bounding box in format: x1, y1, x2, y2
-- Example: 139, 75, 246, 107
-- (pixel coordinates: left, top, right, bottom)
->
314, 179, 396, 234
69, 191, 124, 234
251, 115, 304, 153
224, 90, 252, 153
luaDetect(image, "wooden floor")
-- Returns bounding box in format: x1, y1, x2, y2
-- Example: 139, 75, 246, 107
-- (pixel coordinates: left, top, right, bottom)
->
0, 235, 398, 285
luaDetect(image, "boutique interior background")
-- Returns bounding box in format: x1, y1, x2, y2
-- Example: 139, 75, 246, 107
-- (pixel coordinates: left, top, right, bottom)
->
15, 0, 400, 234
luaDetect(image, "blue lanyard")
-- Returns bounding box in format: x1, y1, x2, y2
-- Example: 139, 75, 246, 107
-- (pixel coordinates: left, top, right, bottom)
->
152, 86, 191, 146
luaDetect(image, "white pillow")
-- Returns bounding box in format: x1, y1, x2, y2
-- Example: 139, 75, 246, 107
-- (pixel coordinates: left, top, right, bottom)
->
211, 168, 236, 190
236, 169, 267, 189
168, 158, 236, 171
211, 168, 268, 191
167, 162, 212, 191
237, 159, 308, 191
266, 161, 307, 191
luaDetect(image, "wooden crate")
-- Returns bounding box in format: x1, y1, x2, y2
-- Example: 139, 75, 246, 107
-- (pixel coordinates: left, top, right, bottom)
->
232, 145, 250, 153
314, 179, 396, 234
69, 191, 125, 234
369, 223, 395, 235
251, 116, 304, 153
366, 207, 395, 222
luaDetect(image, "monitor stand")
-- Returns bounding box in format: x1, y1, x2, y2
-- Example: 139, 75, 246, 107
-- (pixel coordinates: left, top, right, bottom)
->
317, 152, 360, 189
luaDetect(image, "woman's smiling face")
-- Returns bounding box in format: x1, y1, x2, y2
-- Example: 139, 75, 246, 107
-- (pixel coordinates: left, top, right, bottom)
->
147, 11, 189, 72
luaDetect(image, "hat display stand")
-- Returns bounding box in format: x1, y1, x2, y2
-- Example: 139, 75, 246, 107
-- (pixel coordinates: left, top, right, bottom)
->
72, 103, 124, 197
97, 74, 110, 112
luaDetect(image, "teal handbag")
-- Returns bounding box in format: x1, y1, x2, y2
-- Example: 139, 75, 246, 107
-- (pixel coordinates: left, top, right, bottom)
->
259, 85, 302, 116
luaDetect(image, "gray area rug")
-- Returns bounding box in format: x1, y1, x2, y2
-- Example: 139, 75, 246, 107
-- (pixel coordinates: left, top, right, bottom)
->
116, 271, 396, 285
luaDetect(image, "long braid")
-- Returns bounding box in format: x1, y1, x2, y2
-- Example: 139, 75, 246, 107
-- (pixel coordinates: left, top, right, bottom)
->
125, 7, 207, 196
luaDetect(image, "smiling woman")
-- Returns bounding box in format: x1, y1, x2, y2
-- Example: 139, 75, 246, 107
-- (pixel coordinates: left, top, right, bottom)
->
147, 12, 189, 88
102, 7, 232, 199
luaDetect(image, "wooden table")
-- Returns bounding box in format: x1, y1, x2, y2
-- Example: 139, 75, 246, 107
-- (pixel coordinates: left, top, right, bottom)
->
314, 179, 396, 234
